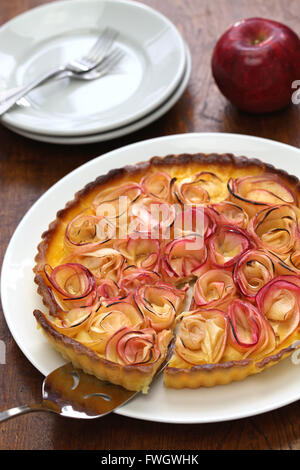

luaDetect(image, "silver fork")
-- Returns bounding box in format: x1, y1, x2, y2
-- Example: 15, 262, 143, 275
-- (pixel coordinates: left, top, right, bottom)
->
0, 27, 118, 115
54, 47, 125, 82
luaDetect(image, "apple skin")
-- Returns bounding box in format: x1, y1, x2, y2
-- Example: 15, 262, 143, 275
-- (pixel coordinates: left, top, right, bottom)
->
211, 18, 300, 113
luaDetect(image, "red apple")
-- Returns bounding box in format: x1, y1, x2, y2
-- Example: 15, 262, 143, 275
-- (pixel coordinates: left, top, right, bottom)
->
211, 17, 300, 113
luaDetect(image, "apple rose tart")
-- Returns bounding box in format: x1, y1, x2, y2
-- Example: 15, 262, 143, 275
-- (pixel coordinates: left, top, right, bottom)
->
34, 152, 300, 391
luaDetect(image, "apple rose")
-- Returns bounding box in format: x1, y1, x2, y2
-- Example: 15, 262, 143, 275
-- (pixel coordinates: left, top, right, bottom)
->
256, 276, 300, 345
162, 234, 207, 282
118, 265, 161, 294
140, 171, 172, 201
172, 171, 225, 205
210, 201, 249, 229
72, 247, 125, 282
228, 173, 297, 216
97, 278, 123, 301
77, 300, 145, 354
51, 300, 102, 336
208, 225, 252, 269
233, 249, 275, 299
94, 182, 142, 224
175, 309, 228, 364
105, 326, 170, 366
129, 196, 176, 236
64, 213, 115, 254
114, 234, 160, 271
227, 299, 276, 360
44, 263, 97, 311
173, 206, 217, 239
249, 205, 300, 257
193, 269, 236, 310
135, 283, 186, 331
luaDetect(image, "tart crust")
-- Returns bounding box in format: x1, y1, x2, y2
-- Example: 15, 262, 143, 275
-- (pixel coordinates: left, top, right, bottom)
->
33, 152, 300, 390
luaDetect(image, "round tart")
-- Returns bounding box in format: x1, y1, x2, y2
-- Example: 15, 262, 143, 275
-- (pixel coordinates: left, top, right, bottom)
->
33, 152, 300, 392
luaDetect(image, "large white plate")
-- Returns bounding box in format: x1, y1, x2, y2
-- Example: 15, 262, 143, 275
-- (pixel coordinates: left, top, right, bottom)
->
2, 42, 191, 144
2, 133, 300, 424
0, 0, 186, 136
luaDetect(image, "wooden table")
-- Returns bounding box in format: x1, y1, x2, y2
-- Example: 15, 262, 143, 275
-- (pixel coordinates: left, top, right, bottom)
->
1, 0, 300, 451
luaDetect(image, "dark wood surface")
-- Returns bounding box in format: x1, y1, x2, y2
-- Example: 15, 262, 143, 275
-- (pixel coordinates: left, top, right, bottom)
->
1, 0, 300, 451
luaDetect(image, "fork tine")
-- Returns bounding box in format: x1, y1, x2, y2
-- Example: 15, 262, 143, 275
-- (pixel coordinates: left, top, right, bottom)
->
94, 48, 125, 75
82, 28, 118, 63
82, 27, 115, 58
89, 29, 118, 61
96, 48, 123, 65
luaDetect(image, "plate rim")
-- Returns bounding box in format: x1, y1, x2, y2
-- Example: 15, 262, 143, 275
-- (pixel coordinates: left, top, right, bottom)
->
2, 132, 300, 424
0, 0, 186, 136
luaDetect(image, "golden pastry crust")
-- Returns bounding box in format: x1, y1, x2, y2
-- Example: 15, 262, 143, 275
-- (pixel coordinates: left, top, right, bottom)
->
33, 152, 300, 391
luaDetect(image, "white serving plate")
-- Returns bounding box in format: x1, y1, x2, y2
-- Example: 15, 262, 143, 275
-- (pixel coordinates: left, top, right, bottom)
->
2, 42, 191, 144
0, 0, 186, 136
2, 133, 300, 424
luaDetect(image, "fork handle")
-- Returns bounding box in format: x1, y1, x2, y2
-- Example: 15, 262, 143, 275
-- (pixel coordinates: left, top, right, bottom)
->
0, 65, 67, 116
0, 403, 49, 423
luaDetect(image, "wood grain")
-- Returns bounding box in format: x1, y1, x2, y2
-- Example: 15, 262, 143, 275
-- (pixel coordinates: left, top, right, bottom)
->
1, 0, 300, 450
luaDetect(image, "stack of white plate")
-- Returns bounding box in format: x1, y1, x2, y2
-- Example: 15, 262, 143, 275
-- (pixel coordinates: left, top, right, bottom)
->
0, 0, 191, 145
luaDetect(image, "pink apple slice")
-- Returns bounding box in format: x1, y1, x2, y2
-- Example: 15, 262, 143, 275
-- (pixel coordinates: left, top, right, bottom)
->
227, 299, 276, 359
256, 275, 300, 345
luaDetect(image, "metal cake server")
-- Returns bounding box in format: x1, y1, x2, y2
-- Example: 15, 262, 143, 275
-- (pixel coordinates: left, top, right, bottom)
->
0, 339, 174, 422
